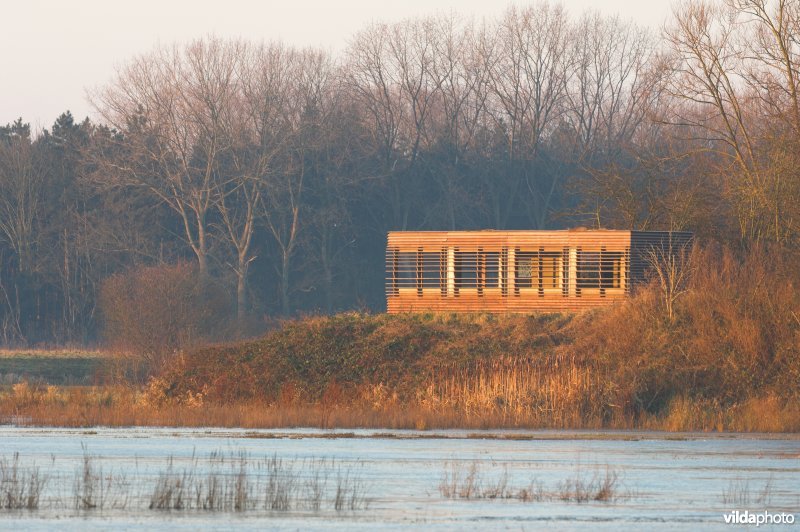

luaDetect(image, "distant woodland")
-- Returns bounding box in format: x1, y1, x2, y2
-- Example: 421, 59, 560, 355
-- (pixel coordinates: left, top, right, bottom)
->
2, 0, 800, 346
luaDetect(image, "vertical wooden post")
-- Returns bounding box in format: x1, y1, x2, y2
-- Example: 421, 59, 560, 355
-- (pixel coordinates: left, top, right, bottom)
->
600, 246, 606, 297
447, 247, 455, 297
440, 247, 447, 297
477, 247, 484, 296
569, 247, 578, 297
392, 248, 399, 296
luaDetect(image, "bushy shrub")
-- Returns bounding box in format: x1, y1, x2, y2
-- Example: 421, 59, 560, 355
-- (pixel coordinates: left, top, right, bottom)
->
571, 243, 800, 414
99, 262, 231, 372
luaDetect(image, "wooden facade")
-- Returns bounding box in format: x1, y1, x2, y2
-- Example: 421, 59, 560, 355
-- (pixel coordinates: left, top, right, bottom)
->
385, 229, 693, 313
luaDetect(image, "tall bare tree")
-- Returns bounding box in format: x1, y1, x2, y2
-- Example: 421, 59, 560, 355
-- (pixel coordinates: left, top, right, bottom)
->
486, 3, 571, 228
0, 122, 46, 275
216, 42, 298, 319
94, 37, 245, 275
567, 13, 657, 161
260, 48, 337, 315
664, 0, 800, 243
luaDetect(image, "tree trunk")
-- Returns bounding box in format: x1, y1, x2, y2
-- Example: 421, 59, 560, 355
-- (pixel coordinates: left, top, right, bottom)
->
236, 266, 247, 320
280, 252, 291, 315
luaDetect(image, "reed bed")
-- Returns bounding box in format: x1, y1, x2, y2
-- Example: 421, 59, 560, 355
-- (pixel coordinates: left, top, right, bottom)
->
417, 357, 618, 427
722, 477, 773, 506
1, 375, 799, 431
0, 450, 369, 514
1, 450, 631, 517
438, 460, 620, 503
0, 453, 47, 509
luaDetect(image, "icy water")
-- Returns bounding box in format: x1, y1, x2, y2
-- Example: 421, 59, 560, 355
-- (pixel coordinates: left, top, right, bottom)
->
0, 427, 798, 530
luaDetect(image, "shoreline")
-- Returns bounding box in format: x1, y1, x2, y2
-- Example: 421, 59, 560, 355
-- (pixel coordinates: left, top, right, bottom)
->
2, 425, 799, 440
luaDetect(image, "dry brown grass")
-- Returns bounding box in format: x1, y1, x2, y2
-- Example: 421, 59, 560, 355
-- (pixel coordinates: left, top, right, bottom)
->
1, 378, 798, 431
416, 358, 623, 428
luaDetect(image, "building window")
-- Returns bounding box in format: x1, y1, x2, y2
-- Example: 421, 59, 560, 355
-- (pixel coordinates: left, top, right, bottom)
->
455, 250, 500, 293
601, 251, 623, 289
482, 251, 500, 289
454, 251, 478, 289
540, 251, 561, 290
396, 251, 417, 289
515, 251, 536, 289
420, 252, 443, 289
577, 250, 624, 290
577, 251, 600, 289
515, 250, 563, 294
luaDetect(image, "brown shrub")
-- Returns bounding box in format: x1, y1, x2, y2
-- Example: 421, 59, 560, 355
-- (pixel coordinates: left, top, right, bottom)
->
569, 243, 800, 416
98, 262, 231, 373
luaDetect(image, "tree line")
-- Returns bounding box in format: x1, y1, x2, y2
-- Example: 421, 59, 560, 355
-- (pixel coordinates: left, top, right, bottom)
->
1, 0, 799, 346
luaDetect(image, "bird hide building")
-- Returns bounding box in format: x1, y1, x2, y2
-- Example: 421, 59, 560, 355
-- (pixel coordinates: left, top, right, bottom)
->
385, 229, 693, 313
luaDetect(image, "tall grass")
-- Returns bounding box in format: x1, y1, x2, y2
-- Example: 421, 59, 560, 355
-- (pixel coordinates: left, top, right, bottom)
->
418, 358, 618, 428
722, 476, 773, 506
74, 444, 129, 510
438, 461, 618, 503
557, 465, 619, 502
1, 451, 369, 514
1, 380, 799, 431
0, 453, 46, 509
147, 452, 368, 512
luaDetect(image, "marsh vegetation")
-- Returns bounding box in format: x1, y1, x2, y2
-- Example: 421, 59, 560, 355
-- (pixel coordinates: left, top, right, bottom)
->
0, 449, 369, 514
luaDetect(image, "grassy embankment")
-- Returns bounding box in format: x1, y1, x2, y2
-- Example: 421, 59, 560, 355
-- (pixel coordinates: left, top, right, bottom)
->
1, 245, 799, 431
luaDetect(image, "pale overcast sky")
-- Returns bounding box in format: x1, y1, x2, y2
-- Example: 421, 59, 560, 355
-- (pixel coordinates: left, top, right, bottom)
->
1, 0, 674, 130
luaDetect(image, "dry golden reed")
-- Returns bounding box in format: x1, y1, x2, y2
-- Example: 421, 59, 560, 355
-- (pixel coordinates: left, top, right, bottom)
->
2, 376, 798, 432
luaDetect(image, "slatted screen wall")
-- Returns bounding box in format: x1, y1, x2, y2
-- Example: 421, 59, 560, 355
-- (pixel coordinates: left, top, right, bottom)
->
386, 229, 693, 313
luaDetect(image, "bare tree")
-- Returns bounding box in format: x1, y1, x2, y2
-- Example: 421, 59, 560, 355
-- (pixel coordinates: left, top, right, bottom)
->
346, 23, 407, 228
93, 37, 245, 276
567, 13, 657, 161
730, 0, 800, 138
260, 48, 337, 315
216, 42, 298, 319
664, 0, 800, 243
425, 15, 494, 229
0, 124, 47, 275
486, 3, 571, 228
645, 237, 695, 322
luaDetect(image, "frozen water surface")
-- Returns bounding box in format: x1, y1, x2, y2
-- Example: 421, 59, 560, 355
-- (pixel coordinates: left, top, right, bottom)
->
0, 427, 797, 530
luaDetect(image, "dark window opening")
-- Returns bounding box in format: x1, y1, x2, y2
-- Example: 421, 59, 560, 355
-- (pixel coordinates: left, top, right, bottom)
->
578, 251, 623, 289
396, 252, 417, 289
454, 251, 478, 289
482, 251, 500, 288
577, 251, 600, 289
421, 252, 442, 289
540, 251, 561, 290
601, 251, 623, 289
